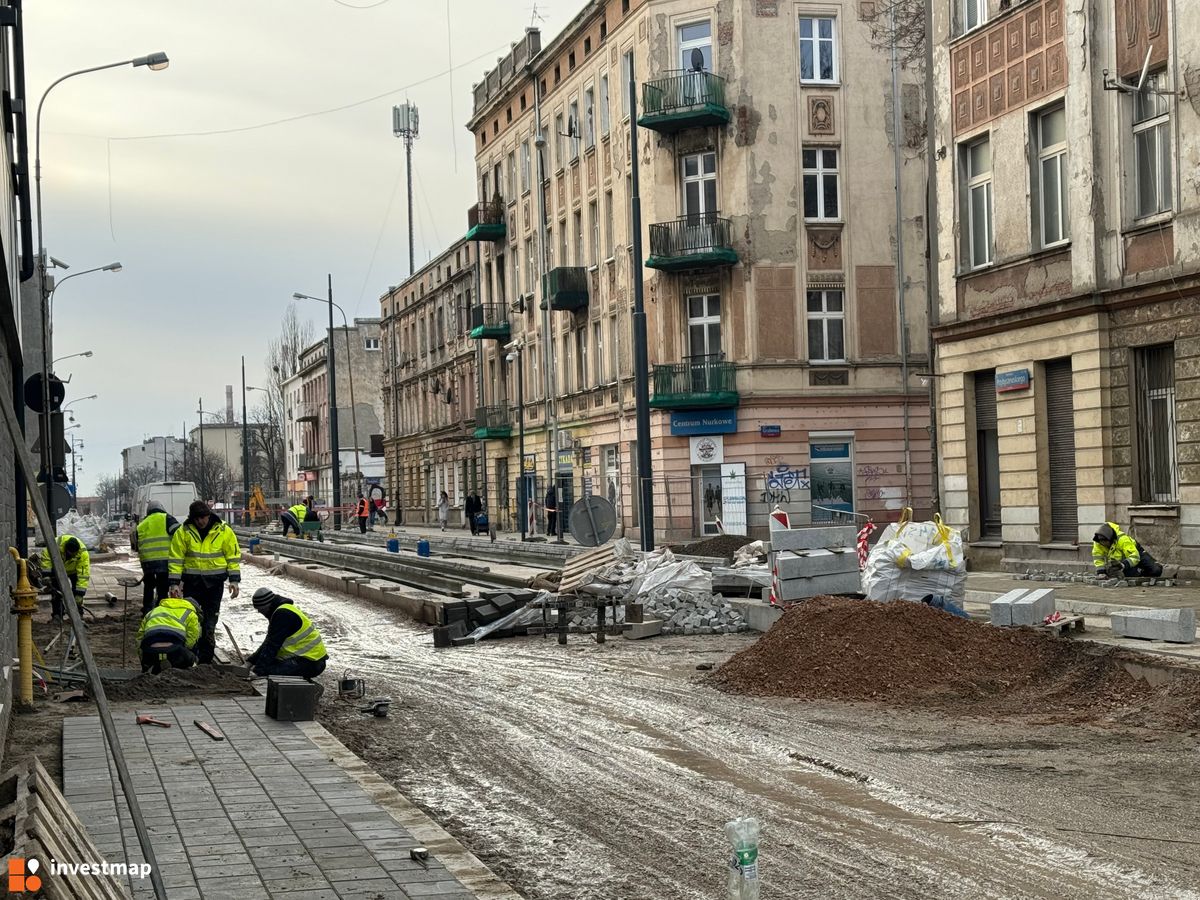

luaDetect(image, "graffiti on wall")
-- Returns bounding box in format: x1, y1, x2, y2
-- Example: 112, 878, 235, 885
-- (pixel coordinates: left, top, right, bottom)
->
759, 464, 810, 505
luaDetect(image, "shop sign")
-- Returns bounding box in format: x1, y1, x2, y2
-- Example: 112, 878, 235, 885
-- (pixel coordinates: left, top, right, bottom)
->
689, 435, 725, 465
670, 409, 737, 436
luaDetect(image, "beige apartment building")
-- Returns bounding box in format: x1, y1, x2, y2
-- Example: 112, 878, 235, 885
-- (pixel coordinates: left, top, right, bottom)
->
931, 0, 1199, 569
459, 0, 932, 542
379, 240, 480, 526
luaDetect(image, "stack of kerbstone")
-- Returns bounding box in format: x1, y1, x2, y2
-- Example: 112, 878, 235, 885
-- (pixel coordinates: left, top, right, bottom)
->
770, 525, 860, 601
989, 587, 1056, 626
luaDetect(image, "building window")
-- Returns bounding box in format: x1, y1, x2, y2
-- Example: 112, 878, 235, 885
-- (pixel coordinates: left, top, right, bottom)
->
521, 140, 531, 193
799, 16, 837, 83
1134, 344, 1177, 502
687, 294, 722, 359
620, 50, 634, 118
574, 210, 584, 264
363, 336, 380, 351
593, 320, 604, 385
584, 87, 596, 149
589, 200, 599, 265
584, 36, 592, 56
1033, 105, 1068, 248
554, 112, 565, 170
525, 238, 536, 294
604, 189, 614, 257
806, 289, 845, 362
962, 0, 986, 33
1133, 71, 1172, 219
506, 150, 517, 202
577, 327, 588, 391
599, 74, 611, 136
678, 20, 712, 72
681, 151, 717, 217
802, 147, 839, 221
569, 99, 581, 160
963, 137, 993, 269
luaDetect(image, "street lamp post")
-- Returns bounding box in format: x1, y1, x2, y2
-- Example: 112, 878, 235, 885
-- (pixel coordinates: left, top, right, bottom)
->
35, 52, 167, 531
505, 339, 527, 541
53, 349, 93, 365
241, 356, 250, 525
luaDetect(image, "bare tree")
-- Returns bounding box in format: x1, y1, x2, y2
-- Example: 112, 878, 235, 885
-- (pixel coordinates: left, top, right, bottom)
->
249, 400, 283, 494
177, 441, 237, 507
96, 473, 125, 516
863, 0, 926, 69
261, 305, 314, 496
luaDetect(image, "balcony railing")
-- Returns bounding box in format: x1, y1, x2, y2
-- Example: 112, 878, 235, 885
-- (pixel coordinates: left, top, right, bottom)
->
649, 354, 739, 410
543, 266, 589, 313
469, 304, 511, 341
465, 199, 506, 242
646, 213, 738, 272
297, 452, 324, 471
295, 401, 320, 423
473, 405, 513, 440
638, 70, 730, 133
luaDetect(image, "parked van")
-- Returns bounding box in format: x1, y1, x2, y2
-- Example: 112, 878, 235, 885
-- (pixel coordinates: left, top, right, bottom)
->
134, 481, 198, 521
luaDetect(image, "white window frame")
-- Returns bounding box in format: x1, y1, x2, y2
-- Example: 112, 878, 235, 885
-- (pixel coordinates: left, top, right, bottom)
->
599, 74, 611, 136
1033, 104, 1068, 249
520, 140, 531, 193
363, 336, 380, 351
506, 150, 517, 203
806, 289, 845, 363
620, 50, 634, 118
686, 294, 722, 359
554, 112, 565, 171
569, 99, 581, 161
798, 15, 838, 85
1132, 71, 1173, 221
681, 150, 717, 217
677, 19, 713, 72
802, 147, 840, 222
604, 189, 615, 259
963, 136, 994, 270
589, 200, 599, 266
962, 0, 986, 34
584, 86, 596, 150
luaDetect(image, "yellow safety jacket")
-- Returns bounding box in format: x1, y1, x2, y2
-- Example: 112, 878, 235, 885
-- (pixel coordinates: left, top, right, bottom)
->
41, 535, 90, 595
168, 518, 241, 584
1092, 522, 1140, 571
136, 597, 201, 649
276, 603, 327, 661
136, 512, 174, 564
288, 504, 308, 522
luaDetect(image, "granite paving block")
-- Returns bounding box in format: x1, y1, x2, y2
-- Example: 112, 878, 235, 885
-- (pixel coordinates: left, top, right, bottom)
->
1110, 607, 1196, 643
773, 571, 862, 600
988, 588, 1028, 627
769, 525, 857, 552
1011, 588, 1055, 626
774, 548, 860, 579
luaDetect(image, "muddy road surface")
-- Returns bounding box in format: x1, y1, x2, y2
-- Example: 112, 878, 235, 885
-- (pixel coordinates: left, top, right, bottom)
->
222, 569, 1200, 900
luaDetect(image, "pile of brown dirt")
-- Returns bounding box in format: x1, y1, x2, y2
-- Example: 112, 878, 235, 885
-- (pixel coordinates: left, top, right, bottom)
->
710, 596, 1200, 729
672, 534, 752, 559
101, 667, 255, 702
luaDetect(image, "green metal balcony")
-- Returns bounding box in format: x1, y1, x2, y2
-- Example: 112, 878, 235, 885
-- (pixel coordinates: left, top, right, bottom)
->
465, 199, 506, 242
638, 70, 730, 134
473, 405, 513, 440
469, 303, 511, 341
646, 213, 738, 272
649, 354, 739, 410
543, 266, 589, 312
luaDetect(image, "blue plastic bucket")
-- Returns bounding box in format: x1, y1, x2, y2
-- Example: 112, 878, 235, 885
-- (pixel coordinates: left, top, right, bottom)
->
386, 538, 400, 554
416, 538, 431, 558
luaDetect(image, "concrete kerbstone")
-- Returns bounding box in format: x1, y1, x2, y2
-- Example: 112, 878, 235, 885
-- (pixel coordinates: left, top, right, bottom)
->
988, 588, 1029, 627
1110, 607, 1196, 644
769, 525, 858, 553
1011, 588, 1055, 626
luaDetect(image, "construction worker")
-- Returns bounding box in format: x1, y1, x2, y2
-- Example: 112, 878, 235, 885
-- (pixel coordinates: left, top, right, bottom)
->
132, 501, 180, 615
40, 535, 89, 624
168, 501, 241, 664
1092, 522, 1164, 579
136, 596, 201, 673
281, 500, 308, 538
355, 493, 370, 534
246, 588, 328, 679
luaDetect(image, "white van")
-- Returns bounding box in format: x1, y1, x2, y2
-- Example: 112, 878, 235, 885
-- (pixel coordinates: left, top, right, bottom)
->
134, 482, 198, 521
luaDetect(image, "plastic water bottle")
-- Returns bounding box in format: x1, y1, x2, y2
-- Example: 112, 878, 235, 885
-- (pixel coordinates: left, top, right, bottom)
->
725, 817, 761, 900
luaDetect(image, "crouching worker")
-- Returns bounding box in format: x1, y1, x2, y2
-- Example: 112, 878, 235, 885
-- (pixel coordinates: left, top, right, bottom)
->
137, 596, 201, 674
281, 502, 307, 538
246, 588, 328, 679
41, 535, 89, 624
1092, 522, 1164, 579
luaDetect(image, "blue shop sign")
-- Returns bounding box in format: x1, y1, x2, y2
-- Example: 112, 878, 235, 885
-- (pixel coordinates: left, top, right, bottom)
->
996, 369, 1032, 393
670, 409, 738, 436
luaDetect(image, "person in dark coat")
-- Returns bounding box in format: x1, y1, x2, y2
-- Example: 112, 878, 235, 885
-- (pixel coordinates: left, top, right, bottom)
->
545, 486, 558, 537
465, 493, 479, 535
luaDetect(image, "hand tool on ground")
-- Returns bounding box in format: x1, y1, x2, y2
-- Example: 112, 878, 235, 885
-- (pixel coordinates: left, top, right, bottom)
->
410, 847, 429, 869
104, 591, 118, 608
222, 622, 246, 664
359, 697, 391, 718
193, 720, 225, 741
136, 715, 172, 728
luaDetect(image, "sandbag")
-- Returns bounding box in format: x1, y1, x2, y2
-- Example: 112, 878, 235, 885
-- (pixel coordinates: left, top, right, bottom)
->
862, 509, 966, 603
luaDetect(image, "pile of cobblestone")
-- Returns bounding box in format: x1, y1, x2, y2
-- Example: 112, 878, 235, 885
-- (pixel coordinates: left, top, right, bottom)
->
1014, 570, 1179, 588
565, 590, 748, 634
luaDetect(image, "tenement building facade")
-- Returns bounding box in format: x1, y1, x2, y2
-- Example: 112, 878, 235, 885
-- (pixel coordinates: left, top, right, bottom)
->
931, 0, 1199, 568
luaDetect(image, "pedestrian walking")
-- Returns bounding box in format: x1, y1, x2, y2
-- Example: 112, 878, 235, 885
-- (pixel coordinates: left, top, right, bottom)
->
375, 497, 388, 525
167, 501, 240, 664
41, 535, 89, 624
132, 501, 180, 615
355, 493, 370, 534
545, 485, 558, 537
437, 491, 450, 532
137, 596, 200, 673
465, 492, 479, 535
246, 588, 328, 679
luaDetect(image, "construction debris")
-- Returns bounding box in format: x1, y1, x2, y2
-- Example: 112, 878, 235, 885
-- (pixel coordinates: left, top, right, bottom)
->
1015, 569, 1181, 588
768, 525, 860, 603
863, 514, 966, 603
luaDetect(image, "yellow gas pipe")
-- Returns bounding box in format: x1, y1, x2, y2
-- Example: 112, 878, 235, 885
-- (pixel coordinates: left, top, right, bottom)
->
9, 547, 38, 707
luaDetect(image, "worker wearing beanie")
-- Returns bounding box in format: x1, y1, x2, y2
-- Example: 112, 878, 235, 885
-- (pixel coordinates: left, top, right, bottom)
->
246, 587, 328, 679
40, 534, 90, 624
136, 596, 201, 673
168, 500, 241, 663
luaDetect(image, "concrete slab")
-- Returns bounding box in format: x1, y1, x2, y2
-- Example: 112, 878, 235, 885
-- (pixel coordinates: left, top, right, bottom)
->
729, 599, 784, 632
774, 549, 859, 579
1110, 607, 1196, 643
774, 571, 862, 601
622, 619, 663, 640
63, 699, 519, 899
1011, 588, 1056, 626
769, 526, 857, 553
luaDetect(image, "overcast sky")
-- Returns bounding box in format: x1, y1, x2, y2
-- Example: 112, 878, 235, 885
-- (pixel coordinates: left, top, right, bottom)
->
27, 0, 559, 494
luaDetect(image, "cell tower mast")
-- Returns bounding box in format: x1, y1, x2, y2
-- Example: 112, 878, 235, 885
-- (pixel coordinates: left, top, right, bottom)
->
392, 103, 420, 276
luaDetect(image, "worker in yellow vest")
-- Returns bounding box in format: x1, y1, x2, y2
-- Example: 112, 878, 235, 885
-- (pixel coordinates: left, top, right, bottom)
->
281, 500, 309, 538
168, 501, 241, 663
247, 588, 328, 679
41, 535, 89, 624
132, 501, 180, 615
136, 596, 201, 673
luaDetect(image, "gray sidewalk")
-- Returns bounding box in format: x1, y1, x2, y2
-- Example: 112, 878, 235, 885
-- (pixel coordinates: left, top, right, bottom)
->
62, 699, 483, 900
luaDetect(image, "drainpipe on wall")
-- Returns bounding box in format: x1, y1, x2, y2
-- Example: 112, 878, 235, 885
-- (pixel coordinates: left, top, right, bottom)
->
923, 0, 942, 516
890, 1, 914, 508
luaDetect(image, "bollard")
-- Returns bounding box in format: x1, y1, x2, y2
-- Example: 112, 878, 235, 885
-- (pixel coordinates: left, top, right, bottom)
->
9, 548, 38, 707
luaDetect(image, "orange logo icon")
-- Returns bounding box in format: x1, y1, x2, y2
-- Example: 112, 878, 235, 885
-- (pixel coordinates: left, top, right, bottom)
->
8, 857, 43, 893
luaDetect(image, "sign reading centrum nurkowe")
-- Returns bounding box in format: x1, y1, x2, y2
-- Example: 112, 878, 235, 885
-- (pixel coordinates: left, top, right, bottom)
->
669, 409, 737, 436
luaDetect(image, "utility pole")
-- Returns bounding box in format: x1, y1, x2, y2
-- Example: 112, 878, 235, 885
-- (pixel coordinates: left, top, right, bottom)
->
327, 273, 342, 529
393, 103, 420, 276
241, 355, 250, 526
197, 398, 207, 502
628, 78, 654, 552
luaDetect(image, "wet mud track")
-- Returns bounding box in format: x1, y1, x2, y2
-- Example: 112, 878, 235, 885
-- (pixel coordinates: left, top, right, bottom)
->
223, 569, 1200, 899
